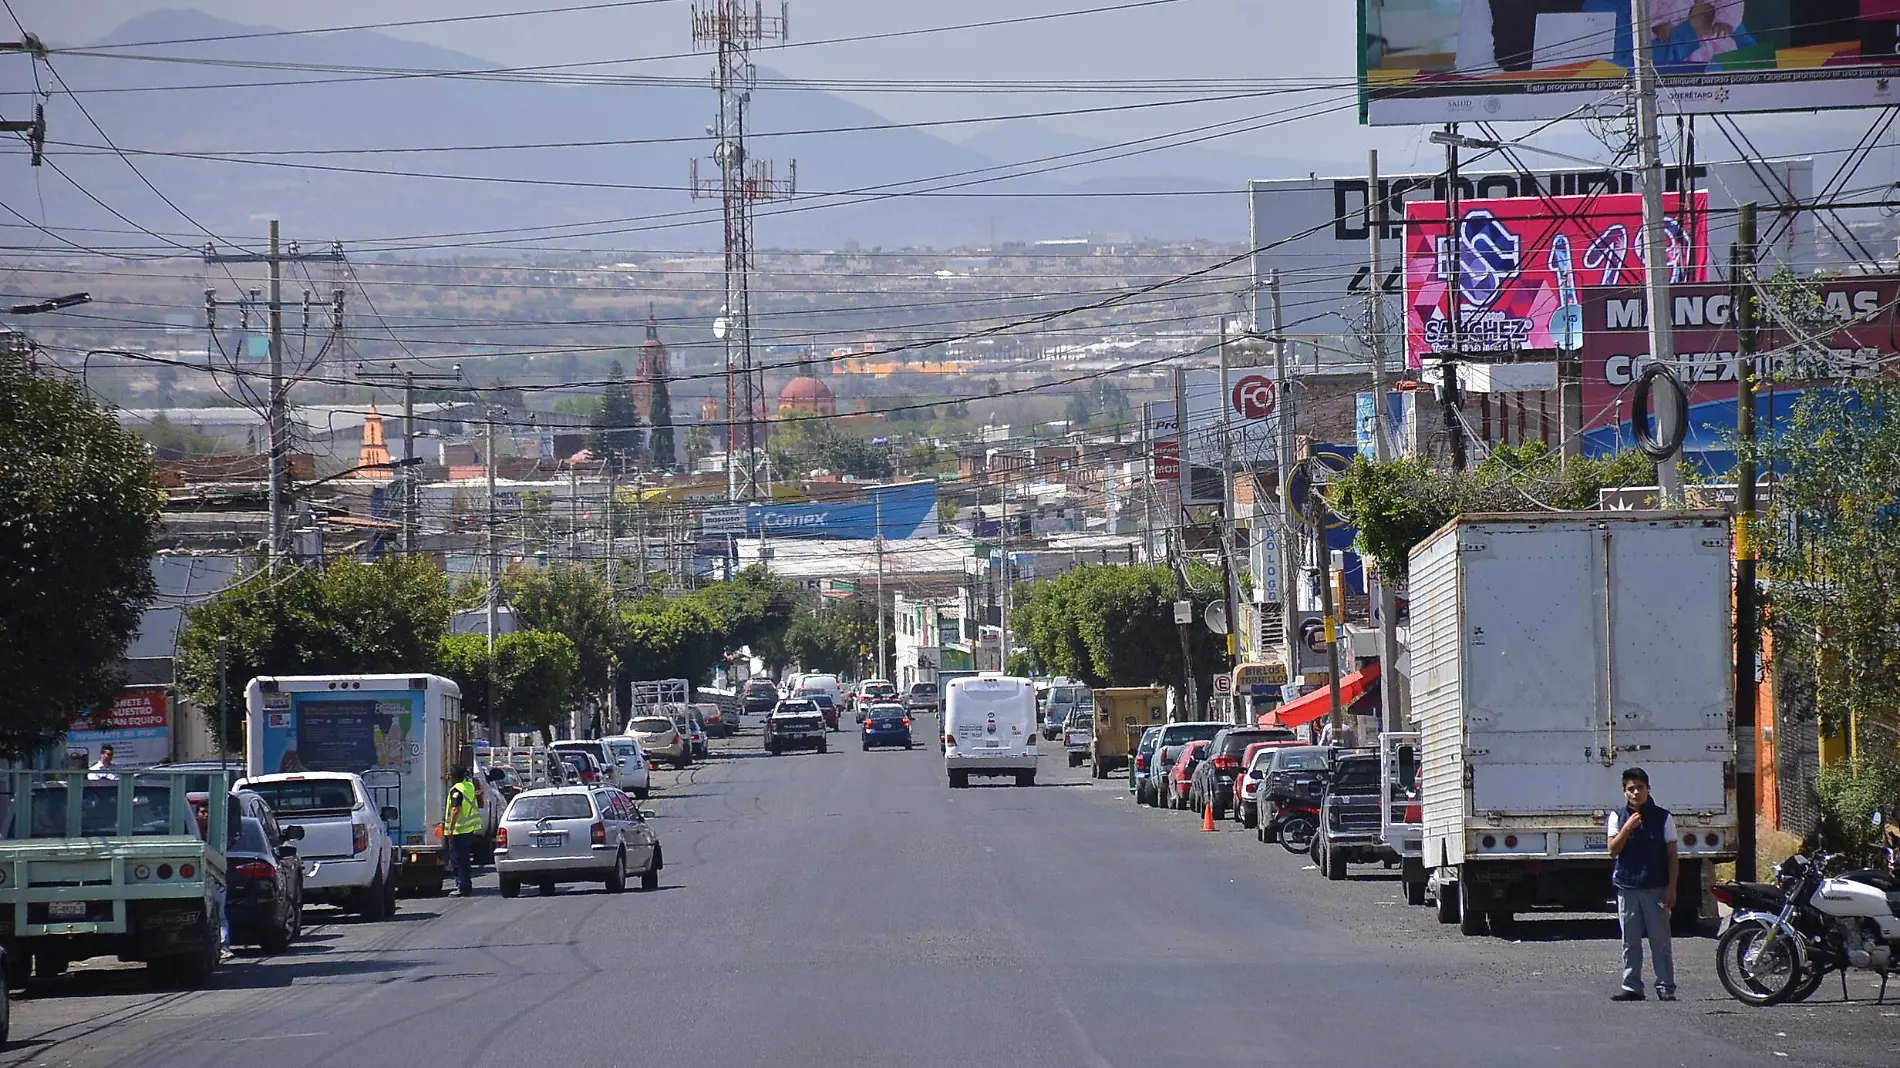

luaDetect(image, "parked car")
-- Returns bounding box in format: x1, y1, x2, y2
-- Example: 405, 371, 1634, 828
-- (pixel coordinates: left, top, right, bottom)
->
1189, 727, 1299, 820
766, 700, 829, 755
850, 679, 898, 715
1257, 746, 1334, 844
495, 786, 662, 897
628, 714, 691, 769
555, 750, 605, 786
806, 692, 841, 732
742, 678, 782, 716
552, 739, 647, 795
1316, 751, 1395, 880
683, 709, 711, 759
483, 762, 526, 801
1136, 722, 1226, 807
694, 701, 732, 738
1233, 740, 1300, 829
903, 682, 939, 716
860, 703, 914, 750
1131, 725, 1164, 795
601, 736, 651, 799
237, 771, 399, 917
1169, 739, 1212, 810
1039, 683, 1091, 740
226, 816, 304, 953
1062, 706, 1095, 768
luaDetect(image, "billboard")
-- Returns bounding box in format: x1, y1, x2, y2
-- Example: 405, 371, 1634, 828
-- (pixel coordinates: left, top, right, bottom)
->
1248, 161, 1809, 359
1578, 274, 1900, 461
745, 479, 937, 540
67, 690, 171, 769
1360, 1, 1900, 125
1403, 191, 1710, 365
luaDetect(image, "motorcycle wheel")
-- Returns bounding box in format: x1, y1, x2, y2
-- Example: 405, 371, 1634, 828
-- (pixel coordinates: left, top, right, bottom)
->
1785, 962, 1828, 1004
1279, 815, 1316, 856
1715, 919, 1802, 1007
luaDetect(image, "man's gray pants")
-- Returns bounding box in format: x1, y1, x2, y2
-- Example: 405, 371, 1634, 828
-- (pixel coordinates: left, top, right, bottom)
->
1617, 886, 1675, 994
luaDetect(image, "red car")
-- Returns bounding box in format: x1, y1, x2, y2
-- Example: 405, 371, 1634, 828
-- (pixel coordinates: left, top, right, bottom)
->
1168, 739, 1210, 810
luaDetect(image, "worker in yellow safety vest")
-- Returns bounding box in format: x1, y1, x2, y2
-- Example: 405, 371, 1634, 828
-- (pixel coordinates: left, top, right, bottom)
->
445, 765, 483, 897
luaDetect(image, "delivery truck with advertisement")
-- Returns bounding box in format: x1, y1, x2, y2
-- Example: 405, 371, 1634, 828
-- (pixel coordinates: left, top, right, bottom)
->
1408, 512, 1736, 937
247, 674, 468, 896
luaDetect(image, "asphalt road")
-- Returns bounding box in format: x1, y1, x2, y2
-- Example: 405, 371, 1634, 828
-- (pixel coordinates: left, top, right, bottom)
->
6, 723, 1895, 1068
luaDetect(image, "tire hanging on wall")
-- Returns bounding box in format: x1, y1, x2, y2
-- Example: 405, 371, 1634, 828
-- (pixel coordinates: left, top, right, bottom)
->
1630, 362, 1689, 461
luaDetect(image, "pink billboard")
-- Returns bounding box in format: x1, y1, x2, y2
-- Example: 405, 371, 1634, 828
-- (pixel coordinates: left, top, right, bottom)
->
1403, 192, 1710, 368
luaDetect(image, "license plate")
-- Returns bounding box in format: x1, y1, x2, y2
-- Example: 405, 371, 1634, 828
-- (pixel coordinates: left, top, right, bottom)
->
1584, 836, 1608, 850
984, 739, 1001, 748
533, 833, 566, 848
47, 901, 87, 919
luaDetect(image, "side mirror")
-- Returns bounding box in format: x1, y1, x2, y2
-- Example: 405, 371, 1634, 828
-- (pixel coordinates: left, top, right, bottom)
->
638, 809, 656, 821
283, 823, 306, 841
380, 806, 400, 823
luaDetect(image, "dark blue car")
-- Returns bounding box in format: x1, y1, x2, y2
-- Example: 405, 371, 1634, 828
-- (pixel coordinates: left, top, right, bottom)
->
860, 704, 914, 751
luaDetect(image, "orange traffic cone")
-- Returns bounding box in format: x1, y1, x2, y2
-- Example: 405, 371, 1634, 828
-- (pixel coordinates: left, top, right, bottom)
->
1201, 801, 1218, 832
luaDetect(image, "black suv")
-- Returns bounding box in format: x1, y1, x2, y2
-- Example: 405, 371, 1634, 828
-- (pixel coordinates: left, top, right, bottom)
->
1188, 726, 1296, 820
765, 701, 829, 756
1316, 751, 1394, 880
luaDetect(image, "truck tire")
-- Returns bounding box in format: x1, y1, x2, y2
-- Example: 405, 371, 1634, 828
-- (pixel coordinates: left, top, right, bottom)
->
4, 949, 30, 990
154, 922, 218, 989
1016, 770, 1036, 787
1405, 877, 1428, 906
1458, 879, 1490, 937
1402, 858, 1428, 906
33, 952, 68, 979
499, 875, 521, 898
1435, 877, 1460, 925
1325, 845, 1348, 881
1671, 863, 1704, 936
1067, 752, 1081, 768
1241, 805, 1257, 830
361, 872, 390, 921
949, 770, 969, 789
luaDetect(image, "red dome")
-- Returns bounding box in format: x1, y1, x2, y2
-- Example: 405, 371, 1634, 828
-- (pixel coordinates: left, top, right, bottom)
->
778, 373, 835, 414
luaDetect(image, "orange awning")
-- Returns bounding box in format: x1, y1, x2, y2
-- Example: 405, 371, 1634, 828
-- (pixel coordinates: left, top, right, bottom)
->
1274, 661, 1380, 729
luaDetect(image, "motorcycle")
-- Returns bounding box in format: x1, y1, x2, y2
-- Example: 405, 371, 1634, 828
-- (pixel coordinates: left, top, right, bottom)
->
1270, 796, 1322, 856
1713, 811, 1900, 1006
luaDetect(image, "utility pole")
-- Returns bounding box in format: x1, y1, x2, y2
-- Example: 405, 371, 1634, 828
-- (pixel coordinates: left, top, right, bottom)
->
1217, 317, 1243, 686
1308, 445, 1344, 736
1270, 273, 1298, 680
1733, 201, 1760, 880
0, 35, 48, 166
358, 362, 459, 555
216, 635, 230, 769
607, 468, 621, 609
485, 408, 503, 742
1368, 149, 1405, 733
876, 493, 889, 681
634, 475, 648, 592
205, 223, 343, 568
691, 1, 795, 502
1171, 367, 1199, 719
1632, 0, 1684, 504
1440, 130, 1468, 474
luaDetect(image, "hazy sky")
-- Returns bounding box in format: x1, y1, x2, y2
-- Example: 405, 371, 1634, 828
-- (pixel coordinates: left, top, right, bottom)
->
7, 2, 1882, 175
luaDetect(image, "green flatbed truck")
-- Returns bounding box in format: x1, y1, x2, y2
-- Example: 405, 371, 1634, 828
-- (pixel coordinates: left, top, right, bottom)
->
0, 769, 228, 988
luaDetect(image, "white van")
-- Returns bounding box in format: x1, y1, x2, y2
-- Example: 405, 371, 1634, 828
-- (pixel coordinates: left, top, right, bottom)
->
942, 675, 1039, 788
794, 673, 842, 703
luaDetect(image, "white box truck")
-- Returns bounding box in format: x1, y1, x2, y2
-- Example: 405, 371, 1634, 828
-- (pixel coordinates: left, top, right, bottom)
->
248, 674, 471, 896
1409, 512, 1735, 937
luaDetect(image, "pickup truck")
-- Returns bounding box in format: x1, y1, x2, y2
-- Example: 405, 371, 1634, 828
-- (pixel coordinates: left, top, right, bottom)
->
238, 772, 399, 919
0, 770, 228, 988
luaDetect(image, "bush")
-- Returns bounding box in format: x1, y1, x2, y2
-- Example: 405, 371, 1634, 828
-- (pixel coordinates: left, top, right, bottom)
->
1814, 751, 1900, 859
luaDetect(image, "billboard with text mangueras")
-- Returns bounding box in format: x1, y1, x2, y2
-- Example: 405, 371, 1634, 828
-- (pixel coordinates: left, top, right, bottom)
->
1403, 192, 1709, 366
1578, 275, 1900, 460
1360, 1, 1900, 125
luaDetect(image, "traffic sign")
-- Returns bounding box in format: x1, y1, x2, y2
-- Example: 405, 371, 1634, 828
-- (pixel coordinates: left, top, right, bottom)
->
1231, 375, 1276, 419
1211, 674, 1233, 697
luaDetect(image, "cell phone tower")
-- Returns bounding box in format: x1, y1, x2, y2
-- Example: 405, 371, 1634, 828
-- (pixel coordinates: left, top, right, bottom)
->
691, 1, 796, 502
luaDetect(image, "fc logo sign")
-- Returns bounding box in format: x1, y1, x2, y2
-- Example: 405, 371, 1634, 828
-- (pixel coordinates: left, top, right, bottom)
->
1231, 375, 1275, 419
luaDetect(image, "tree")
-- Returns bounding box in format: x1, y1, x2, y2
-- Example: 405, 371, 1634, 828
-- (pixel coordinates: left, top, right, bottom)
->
177, 557, 452, 749
1746, 385, 1900, 823
436, 630, 579, 741
1328, 443, 1659, 583
621, 596, 725, 684
781, 599, 887, 678
683, 423, 712, 470
588, 360, 644, 471
503, 563, 620, 709
1011, 564, 1224, 690
1, 350, 164, 757
770, 415, 895, 481
648, 372, 676, 471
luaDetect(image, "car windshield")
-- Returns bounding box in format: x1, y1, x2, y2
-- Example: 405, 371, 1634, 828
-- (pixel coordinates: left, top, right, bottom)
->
868, 706, 906, 719
1218, 730, 1291, 756
605, 740, 638, 759
909, 684, 935, 695
629, 717, 673, 733
776, 702, 815, 715
506, 794, 595, 821
21, 781, 176, 838
1332, 761, 1379, 790
1163, 724, 1224, 746
1274, 751, 1332, 772
244, 779, 356, 816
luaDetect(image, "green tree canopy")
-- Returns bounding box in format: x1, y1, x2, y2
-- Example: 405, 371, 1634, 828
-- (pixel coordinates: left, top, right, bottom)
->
504, 563, 620, 706
436, 629, 579, 741
1011, 563, 1225, 691
177, 557, 451, 748
1, 350, 164, 757
770, 414, 895, 481
588, 359, 644, 471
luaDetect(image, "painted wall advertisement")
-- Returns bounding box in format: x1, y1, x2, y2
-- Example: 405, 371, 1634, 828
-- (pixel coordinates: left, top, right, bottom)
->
1404, 191, 1709, 366
67, 690, 170, 768
1578, 274, 1900, 457
744, 479, 937, 540
256, 691, 420, 776
1360, 1, 1900, 125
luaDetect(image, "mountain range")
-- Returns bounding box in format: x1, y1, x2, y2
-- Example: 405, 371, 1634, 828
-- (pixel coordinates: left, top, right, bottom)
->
6, 9, 1347, 252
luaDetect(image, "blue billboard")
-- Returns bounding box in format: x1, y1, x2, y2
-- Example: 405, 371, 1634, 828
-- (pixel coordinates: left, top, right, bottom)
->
746, 479, 939, 540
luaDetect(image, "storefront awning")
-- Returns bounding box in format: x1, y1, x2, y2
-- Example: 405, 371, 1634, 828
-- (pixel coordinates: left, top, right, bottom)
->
1273, 661, 1380, 730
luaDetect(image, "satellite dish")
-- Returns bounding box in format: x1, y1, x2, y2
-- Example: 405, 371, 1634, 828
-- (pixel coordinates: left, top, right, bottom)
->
712, 310, 730, 341
1204, 601, 1229, 635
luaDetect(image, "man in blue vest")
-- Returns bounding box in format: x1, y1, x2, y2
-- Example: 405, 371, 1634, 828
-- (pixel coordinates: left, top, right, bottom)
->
1607, 766, 1679, 1001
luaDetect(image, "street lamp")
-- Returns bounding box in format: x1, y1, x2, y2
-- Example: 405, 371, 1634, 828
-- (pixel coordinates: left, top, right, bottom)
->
6, 292, 89, 315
